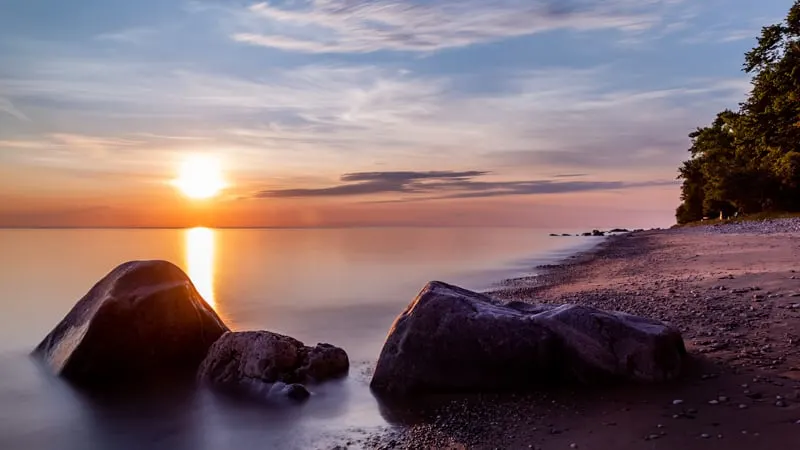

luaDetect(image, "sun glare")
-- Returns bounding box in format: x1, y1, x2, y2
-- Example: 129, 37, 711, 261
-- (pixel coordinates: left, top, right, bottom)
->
174, 155, 225, 199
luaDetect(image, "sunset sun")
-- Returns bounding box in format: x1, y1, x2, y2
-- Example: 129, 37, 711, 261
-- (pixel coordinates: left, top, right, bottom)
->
174, 155, 225, 199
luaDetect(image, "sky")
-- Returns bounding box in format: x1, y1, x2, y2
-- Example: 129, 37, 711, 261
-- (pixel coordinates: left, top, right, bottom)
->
0, 0, 793, 228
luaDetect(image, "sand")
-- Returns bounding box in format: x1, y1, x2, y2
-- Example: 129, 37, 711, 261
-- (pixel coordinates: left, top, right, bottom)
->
368, 226, 800, 449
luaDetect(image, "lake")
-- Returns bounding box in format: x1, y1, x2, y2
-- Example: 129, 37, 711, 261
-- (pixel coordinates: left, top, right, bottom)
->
0, 227, 601, 449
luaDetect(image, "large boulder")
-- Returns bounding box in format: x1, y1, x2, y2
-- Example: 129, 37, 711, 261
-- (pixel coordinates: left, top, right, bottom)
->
198, 331, 349, 390
371, 281, 685, 395
32, 260, 229, 385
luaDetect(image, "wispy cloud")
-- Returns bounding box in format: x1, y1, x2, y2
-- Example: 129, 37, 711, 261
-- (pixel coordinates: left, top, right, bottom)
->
0, 97, 29, 121
258, 170, 677, 200
95, 27, 158, 44
0, 56, 747, 178
231, 0, 679, 53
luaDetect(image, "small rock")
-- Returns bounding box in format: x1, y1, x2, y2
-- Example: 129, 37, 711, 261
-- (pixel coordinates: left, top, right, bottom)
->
709, 400, 719, 405
673, 399, 685, 405
717, 434, 723, 439
645, 434, 660, 441
657, 424, 664, 429
739, 404, 748, 409
776, 400, 786, 407
701, 433, 710, 439
719, 396, 728, 402
570, 444, 578, 449
286, 384, 310, 401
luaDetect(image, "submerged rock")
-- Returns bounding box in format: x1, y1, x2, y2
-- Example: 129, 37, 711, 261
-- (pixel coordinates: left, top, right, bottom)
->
32, 260, 228, 385
198, 331, 349, 391
371, 281, 685, 395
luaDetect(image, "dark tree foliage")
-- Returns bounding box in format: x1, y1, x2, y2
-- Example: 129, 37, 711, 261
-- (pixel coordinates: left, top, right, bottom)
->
676, 1, 800, 223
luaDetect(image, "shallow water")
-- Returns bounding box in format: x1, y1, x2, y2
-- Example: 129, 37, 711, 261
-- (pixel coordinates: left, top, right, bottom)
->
0, 227, 601, 449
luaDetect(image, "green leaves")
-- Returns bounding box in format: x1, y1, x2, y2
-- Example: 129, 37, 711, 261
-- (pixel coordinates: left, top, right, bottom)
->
676, 1, 800, 223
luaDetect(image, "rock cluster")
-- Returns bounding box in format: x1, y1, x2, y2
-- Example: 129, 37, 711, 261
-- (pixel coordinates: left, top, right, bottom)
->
371, 281, 686, 395
32, 260, 348, 400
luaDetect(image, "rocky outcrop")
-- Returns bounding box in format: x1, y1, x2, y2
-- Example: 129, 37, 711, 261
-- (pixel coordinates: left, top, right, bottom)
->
198, 331, 349, 393
371, 281, 685, 395
32, 260, 228, 385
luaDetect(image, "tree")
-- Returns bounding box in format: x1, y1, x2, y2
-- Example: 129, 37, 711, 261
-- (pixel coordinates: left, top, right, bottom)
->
675, 1, 800, 223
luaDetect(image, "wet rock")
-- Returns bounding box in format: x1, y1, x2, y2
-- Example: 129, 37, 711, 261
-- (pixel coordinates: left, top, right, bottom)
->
198, 331, 349, 388
371, 281, 686, 395
285, 383, 311, 401
32, 260, 228, 385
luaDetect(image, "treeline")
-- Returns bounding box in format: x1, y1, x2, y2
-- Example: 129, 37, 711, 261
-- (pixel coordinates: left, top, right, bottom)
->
676, 1, 800, 224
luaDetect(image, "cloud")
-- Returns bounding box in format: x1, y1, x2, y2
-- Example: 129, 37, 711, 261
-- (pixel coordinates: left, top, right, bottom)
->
231, 0, 679, 53
0, 55, 748, 177
553, 173, 589, 178
95, 27, 157, 44
257, 170, 676, 200
0, 97, 29, 121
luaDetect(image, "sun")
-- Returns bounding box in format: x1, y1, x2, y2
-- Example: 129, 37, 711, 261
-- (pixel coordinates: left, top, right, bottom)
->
173, 155, 226, 199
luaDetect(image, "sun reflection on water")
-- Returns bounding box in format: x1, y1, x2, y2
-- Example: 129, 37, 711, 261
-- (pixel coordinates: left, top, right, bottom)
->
185, 227, 216, 309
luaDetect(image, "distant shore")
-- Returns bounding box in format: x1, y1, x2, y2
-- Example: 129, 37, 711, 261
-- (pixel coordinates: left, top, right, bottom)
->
370, 220, 800, 449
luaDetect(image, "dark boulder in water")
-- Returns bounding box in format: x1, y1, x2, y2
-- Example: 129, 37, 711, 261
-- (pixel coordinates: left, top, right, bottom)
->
371, 281, 685, 395
32, 260, 229, 385
198, 331, 349, 393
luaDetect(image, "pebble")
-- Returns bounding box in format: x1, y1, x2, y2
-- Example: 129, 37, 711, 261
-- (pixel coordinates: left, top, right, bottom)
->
672, 399, 684, 405
776, 400, 786, 407
645, 434, 661, 441
701, 433, 710, 439
719, 396, 728, 402
739, 404, 748, 409
708, 400, 719, 405
569, 443, 578, 449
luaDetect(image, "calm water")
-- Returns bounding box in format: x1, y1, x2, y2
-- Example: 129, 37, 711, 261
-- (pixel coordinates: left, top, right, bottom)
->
0, 228, 601, 449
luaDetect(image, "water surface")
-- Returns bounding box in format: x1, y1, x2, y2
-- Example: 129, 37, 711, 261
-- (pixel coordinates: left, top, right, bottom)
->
0, 227, 600, 449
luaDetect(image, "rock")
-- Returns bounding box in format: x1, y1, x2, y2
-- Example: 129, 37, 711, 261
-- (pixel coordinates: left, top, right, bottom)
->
582, 232, 593, 237
609, 228, 630, 233
32, 260, 228, 385
562, 234, 572, 237
370, 281, 686, 395
198, 331, 349, 388
549, 233, 559, 237
673, 399, 685, 405
591, 229, 605, 236
285, 383, 311, 401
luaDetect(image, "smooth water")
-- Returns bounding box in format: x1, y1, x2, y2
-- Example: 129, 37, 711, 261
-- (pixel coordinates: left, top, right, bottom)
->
0, 228, 601, 449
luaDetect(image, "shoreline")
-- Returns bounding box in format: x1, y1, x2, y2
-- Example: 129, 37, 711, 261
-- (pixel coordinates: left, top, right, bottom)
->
373, 224, 800, 450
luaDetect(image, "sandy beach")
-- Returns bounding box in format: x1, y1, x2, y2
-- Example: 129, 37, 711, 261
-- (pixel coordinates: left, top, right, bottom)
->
368, 221, 800, 449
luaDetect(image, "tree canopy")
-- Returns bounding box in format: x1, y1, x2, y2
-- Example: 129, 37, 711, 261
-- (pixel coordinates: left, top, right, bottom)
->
676, 1, 800, 223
